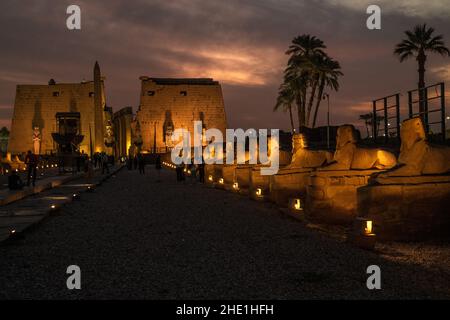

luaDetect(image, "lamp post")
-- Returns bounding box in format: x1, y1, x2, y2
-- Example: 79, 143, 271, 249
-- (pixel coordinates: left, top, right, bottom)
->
324, 93, 330, 149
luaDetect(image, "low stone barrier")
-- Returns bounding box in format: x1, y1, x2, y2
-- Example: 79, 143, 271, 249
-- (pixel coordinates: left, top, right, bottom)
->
306, 169, 379, 224
269, 168, 312, 207
357, 175, 450, 241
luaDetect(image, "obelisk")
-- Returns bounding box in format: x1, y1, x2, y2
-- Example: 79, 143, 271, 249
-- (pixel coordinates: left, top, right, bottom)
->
93, 61, 104, 153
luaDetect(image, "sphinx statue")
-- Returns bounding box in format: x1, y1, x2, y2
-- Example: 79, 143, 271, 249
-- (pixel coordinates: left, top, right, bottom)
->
287, 133, 332, 169
358, 117, 450, 240
321, 125, 396, 171
379, 117, 450, 177
269, 133, 332, 205
306, 124, 397, 224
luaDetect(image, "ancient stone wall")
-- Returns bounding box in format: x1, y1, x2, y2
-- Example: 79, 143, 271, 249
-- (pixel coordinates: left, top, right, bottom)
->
8, 62, 108, 156
8, 81, 106, 155
113, 107, 133, 158
136, 77, 227, 152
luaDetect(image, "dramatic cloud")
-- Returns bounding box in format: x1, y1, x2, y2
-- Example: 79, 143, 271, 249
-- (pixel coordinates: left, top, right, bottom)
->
325, 0, 450, 18
0, 0, 449, 132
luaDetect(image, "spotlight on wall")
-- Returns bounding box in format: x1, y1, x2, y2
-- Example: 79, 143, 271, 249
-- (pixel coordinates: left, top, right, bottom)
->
233, 182, 239, 190
208, 175, 213, 182
219, 178, 224, 184
255, 188, 262, 197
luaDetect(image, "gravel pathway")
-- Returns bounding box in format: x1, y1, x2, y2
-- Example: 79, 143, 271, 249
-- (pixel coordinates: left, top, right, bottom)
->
0, 167, 449, 299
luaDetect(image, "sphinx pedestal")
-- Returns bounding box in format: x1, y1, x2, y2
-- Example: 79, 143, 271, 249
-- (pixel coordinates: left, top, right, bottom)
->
306, 170, 378, 224
269, 167, 312, 207
357, 175, 450, 241
234, 165, 254, 190
205, 164, 223, 186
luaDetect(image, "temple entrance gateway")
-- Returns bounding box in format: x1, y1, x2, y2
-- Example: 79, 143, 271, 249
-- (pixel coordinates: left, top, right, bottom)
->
51, 112, 84, 172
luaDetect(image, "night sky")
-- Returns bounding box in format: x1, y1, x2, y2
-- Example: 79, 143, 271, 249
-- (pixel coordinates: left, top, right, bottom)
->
0, 0, 449, 133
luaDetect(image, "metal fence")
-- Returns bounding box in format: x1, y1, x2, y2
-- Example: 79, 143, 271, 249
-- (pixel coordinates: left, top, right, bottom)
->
408, 82, 446, 141
372, 93, 400, 142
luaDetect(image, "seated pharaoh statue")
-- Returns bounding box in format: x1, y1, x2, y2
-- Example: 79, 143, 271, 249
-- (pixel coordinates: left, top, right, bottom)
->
358, 117, 450, 240
320, 124, 397, 171
269, 133, 332, 205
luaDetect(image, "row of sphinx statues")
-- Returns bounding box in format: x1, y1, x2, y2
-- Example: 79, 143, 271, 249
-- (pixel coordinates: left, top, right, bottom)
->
206, 118, 450, 241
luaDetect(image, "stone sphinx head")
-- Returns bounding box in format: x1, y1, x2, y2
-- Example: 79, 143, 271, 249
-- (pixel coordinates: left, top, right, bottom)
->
292, 133, 308, 153
336, 125, 358, 149
400, 118, 426, 152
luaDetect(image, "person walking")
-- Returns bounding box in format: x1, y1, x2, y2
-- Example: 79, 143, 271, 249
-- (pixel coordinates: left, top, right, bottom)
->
133, 155, 138, 170
25, 150, 38, 187
101, 152, 110, 174
155, 154, 162, 182
138, 153, 145, 174
93, 152, 99, 168
197, 161, 205, 183
8, 170, 24, 190
176, 163, 183, 182
190, 163, 197, 184
85, 159, 94, 184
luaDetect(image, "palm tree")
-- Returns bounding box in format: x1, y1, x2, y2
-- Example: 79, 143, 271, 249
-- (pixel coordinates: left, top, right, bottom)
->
311, 57, 342, 128
286, 35, 326, 128
274, 84, 295, 133
394, 24, 450, 120
274, 34, 343, 130
359, 113, 372, 138
359, 112, 384, 138
284, 56, 310, 129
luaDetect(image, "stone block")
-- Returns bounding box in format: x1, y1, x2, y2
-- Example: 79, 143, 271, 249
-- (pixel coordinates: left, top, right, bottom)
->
306, 170, 379, 224
357, 176, 450, 241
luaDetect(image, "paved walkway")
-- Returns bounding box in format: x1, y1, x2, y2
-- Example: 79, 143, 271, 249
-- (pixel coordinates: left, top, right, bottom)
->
0, 167, 449, 299
0, 165, 122, 242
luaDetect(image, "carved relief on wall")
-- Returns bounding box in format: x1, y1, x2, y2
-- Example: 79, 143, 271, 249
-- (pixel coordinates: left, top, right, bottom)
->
104, 119, 114, 147
163, 110, 174, 147
32, 126, 41, 155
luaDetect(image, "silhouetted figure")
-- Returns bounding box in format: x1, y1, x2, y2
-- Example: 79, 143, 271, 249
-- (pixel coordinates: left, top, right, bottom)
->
80, 150, 87, 171
93, 152, 99, 168
138, 153, 145, 174
176, 163, 183, 182
189, 164, 197, 184
85, 160, 94, 184
25, 150, 38, 187
155, 155, 162, 181
133, 156, 138, 170
198, 162, 205, 183
101, 152, 109, 174
8, 170, 24, 190
127, 156, 132, 170
76, 152, 81, 172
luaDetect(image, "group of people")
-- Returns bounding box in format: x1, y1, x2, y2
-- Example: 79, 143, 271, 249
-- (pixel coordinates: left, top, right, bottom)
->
92, 152, 112, 174
7, 150, 114, 191
126, 153, 147, 174
8, 150, 41, 190
126, 153, 163, 178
